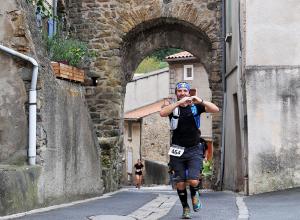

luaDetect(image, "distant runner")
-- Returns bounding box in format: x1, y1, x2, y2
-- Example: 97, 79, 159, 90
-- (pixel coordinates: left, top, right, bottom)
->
134, 159, 144, 189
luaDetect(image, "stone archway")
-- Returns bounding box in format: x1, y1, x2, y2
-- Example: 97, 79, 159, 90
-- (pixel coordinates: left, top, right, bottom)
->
121, 17, 223, 189
121, 18, 212, 78
67, 0, 222, 191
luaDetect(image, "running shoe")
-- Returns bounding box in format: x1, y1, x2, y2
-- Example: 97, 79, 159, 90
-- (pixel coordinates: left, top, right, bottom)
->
192, 192, 201, 212
181, 207, 191, 219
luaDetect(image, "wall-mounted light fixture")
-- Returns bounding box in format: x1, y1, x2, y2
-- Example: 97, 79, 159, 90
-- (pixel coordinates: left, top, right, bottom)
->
225, 33, 232, 43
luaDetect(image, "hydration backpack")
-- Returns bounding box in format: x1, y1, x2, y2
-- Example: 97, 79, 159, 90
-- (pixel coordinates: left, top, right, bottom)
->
170, 104, 200, 130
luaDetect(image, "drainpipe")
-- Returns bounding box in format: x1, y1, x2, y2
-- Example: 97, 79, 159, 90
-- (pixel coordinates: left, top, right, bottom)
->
219, 0, 226, 190
0, 44, 39, 165
52, 0, 57, 34
139, 119, 142, 160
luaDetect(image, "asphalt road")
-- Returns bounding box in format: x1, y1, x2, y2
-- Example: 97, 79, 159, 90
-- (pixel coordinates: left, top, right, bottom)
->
2, 186, 299, 220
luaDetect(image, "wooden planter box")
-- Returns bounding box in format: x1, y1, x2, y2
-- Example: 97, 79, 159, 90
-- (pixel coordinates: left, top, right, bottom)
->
51, 62, 85, 83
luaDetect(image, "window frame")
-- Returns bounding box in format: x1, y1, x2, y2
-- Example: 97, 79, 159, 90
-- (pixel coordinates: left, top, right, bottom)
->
183, 64, 194, 80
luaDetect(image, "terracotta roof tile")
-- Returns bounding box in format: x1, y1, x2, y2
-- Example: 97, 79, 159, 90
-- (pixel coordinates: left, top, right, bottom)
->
124, 100, 165, 120
165, 51, 195, 60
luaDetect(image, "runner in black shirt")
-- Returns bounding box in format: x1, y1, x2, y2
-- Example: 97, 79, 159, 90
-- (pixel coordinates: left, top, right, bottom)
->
134, 159, 144, 189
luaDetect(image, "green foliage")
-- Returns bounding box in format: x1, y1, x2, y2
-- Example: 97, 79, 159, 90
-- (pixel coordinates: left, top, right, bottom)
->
46, 35, 96, 67
135, 57, 168, 73
202, 159, 213, 177
27, 0, 52, 18
135, 48, 182, 74
152, 48, 182, 60
159, 61, 168, 69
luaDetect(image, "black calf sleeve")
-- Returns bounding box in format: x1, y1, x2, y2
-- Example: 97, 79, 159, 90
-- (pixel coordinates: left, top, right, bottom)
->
177, 189, 189, 208
189, 185, 199, 197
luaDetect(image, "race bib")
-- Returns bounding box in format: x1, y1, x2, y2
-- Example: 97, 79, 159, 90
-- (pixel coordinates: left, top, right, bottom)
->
168, 145, 185, 157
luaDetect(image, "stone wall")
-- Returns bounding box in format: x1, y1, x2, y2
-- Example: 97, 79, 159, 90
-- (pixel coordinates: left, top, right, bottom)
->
0, 0, 103, 214
66, 0, 223, 190
0, 166, 41, 216
141, 113, 170, 164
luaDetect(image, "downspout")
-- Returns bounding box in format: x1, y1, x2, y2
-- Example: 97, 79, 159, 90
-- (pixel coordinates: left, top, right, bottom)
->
0, 44, 39, 165
139, 119, 142, 160
219, 0, 227, 190
52, 0, 57, 34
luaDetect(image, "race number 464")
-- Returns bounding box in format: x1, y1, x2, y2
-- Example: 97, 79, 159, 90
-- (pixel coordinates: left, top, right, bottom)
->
168, 145, 184, 157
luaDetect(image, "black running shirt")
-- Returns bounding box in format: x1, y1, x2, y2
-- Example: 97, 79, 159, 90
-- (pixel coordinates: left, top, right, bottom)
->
169, 104, 205, 148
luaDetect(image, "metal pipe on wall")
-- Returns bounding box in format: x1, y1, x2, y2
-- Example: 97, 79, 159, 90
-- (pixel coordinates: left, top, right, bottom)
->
0, 44, 39, 165
52, 0, 57, 34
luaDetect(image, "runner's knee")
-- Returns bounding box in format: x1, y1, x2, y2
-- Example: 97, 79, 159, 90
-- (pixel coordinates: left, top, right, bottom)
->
188, 179, 199, 187
177, 182, 186, 190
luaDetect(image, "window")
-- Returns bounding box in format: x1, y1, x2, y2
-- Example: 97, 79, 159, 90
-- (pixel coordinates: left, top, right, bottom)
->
184, 65, 194, 80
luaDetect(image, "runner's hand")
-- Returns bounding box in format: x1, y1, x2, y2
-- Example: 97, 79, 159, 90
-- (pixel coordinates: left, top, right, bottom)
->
178, 97, 193, 106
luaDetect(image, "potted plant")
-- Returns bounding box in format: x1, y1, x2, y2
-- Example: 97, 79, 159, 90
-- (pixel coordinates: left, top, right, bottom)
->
46, 35, 96, 83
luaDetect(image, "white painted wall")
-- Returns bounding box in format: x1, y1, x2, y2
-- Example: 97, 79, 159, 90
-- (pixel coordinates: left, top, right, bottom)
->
244, 0, 300, 194
124, 121, 141, 181
246, 67, 300, 194
124, 68, 169, 112
246, 0, 300, 65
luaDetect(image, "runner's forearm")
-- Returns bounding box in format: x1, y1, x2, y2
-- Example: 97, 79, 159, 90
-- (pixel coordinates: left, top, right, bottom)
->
160, 101, 180, 117
202, 100, 219, 113
191, 96, 219, 113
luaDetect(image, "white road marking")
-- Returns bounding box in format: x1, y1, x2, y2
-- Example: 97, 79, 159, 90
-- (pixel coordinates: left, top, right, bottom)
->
236, 196, 249, 220
128, 194, 178, 220
88, 215, 134, 220
89, 190, 178, 220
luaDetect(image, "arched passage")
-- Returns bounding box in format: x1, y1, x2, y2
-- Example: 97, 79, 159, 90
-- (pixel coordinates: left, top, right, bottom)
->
121, 18, 212, 77
120, 18, 223, 189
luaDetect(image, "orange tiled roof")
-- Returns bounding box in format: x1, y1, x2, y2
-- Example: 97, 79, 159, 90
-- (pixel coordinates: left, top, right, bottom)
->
165, 51, 195, 60
124, 100, 165, 120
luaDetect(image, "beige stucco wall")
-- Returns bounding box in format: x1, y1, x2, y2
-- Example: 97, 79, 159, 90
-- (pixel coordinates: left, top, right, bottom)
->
245, 0, 300, 194
123, 121, 141, 182
246, 0, 300, 66
246, 67, 300, 194
124, 68, 169, 112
